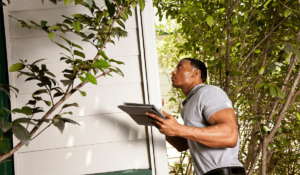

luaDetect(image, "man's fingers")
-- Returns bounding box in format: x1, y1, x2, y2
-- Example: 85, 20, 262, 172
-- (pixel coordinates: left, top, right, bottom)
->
151, 121, 161, 129
146, 112, 164, 122
162, 111, 174, 119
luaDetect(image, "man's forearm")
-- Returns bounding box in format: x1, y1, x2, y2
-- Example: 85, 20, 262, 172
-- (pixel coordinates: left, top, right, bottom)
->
166, 135, 189, 152
176, 123, 237, 148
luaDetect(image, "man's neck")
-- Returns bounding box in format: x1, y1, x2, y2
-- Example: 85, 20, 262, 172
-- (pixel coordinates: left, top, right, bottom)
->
181, 82, 203, 96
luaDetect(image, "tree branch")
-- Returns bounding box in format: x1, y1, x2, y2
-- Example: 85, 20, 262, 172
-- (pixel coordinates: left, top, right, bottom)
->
237, 12, 294, 71
267, 66, 300, 142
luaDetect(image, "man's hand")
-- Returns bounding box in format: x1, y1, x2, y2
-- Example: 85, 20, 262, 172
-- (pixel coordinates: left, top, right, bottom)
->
146, 110, 181, 137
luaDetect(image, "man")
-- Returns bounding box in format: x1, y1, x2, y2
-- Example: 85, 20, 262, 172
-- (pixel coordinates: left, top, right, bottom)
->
146, 58, 245, 175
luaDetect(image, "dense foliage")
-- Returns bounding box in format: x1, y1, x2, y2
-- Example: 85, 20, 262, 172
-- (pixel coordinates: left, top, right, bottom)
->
155, 0, 300, 174
0, 0, 145, 162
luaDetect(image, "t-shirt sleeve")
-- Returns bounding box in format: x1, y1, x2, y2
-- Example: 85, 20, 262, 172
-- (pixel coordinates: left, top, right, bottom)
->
199, 87, 233, 121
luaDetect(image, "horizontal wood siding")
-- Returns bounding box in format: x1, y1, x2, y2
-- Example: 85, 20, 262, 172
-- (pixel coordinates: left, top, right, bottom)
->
6, 1, 151, 174
19, 139, 149, 175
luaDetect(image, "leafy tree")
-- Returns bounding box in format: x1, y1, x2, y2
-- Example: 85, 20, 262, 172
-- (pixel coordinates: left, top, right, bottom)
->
0, 0, 145, 162
155, 0, 300, 174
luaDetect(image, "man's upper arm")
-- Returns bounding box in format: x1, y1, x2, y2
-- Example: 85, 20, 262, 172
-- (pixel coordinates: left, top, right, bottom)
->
200, 88, 238, 147
208, 108, 238, 148
200, 87, 233, 122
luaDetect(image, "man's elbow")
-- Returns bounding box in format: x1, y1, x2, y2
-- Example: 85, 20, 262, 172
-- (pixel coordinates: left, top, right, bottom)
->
227, 134, 238, 148
174, 144, 189, 152
176, 147, 189, 152
228, 141, 237, 148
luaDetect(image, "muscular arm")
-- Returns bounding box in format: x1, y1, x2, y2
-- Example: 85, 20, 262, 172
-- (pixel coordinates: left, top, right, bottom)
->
166, 136, 189, 152
147, 108, 238, 149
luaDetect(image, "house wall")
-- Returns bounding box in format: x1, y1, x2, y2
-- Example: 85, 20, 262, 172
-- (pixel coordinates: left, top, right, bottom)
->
0, 4, 14, 175
4, 1, 156, 174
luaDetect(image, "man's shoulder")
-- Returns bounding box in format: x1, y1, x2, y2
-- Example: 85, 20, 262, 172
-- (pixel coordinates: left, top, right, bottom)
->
196, 85, 229, 99
197, 84, 224, 93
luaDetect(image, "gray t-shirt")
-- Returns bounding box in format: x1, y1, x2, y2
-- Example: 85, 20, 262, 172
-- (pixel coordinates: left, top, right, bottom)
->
181, 84, 243, 174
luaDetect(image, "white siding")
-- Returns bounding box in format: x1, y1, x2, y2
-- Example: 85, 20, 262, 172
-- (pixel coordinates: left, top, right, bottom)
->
6, 1, 152, 174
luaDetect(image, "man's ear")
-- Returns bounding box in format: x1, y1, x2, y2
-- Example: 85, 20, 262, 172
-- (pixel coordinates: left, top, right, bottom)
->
191, 69, 201, 78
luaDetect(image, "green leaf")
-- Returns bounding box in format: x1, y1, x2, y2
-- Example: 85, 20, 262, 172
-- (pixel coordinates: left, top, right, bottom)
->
61, 111, 73, 115
12, 124, 31, 146
45, 71, 56, 77
0, 109, 5, 119
120, 13, 128, 21
284, 43, 293, 54
297, 112, 300, 121
109, 59, 124, 65
32, 59, 46, 65
264, 0, 272, 7
60, 80, 73, 86
62, 103, 79, 109
99, 51, 109, 60
71, 14, 85, 18
281, 138, 288, 146
255, 83, 264, 90
53, 118, 65, 134
267, 63, 276, 72
131, 2, 137, 9
277, 128, 282, 133
115, 67, 124, 77
78, 75, 86, 83
72, 21, 81, 32
294, 48, 300, 62
0, 140, 11, 152
276, 86, 284, 98
71, 42, 83, 50
41, 20, 48, 28
9, 63, 25, 72
0, 122, 12, 132
263, 126, 271, 133
44, 100, 51, 106
12, 108, 33, 115
206, 16, 213, 27
116, 19, 125, 29
55, 42, 71, 53
86, 73, 97, 85
254, 49, 260, 53
61, 118, 81, 125
13, 118, 38, 126
259, 66, 265, 75
137, 0, 145, 11
105, 0, 116, 17
92, 59, 111, 68
109, 67, 124, 77
64, 0, 73, 6
79, 90, 86, 96
74, 50, 85, 58
1, 129, 12, 141
86, 0, 93, 8
59, 35, 72, 45
75, 59, 85, 65
48, 32, 54, 42
33, 89, 48, 96
270, 85, 277, 97
264, 82, 269, 88
48, 26, 61, 30
284, 9, 292, 17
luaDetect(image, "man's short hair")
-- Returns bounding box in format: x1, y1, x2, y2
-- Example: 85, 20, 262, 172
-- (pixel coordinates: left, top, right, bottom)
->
183, 58, 207, 82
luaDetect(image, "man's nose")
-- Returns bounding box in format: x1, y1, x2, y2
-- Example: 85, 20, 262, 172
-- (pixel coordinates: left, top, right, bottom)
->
171, 70, 175, 75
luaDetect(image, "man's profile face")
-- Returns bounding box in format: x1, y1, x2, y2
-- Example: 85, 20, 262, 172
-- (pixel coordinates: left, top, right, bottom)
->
171, 59, 195, 88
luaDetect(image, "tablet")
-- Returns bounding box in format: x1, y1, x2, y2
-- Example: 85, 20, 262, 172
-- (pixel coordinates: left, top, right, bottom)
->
118, 102, 165, 125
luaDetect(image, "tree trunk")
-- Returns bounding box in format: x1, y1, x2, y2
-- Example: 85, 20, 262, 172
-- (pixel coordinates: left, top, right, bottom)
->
261, 138, 268, 175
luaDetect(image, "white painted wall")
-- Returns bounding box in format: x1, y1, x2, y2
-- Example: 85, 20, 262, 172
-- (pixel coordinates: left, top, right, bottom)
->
2, 0, 169, 174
